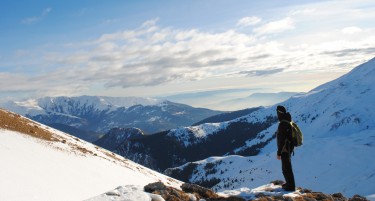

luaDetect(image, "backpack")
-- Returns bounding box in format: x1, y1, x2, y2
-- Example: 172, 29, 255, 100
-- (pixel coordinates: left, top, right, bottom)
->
281, 120, 303, 147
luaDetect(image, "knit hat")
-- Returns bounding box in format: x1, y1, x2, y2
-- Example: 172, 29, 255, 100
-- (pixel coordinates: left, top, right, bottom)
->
276, 105, 286, 114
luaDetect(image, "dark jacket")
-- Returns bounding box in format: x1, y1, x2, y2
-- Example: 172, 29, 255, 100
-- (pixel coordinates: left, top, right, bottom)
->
277, 112, 294, 156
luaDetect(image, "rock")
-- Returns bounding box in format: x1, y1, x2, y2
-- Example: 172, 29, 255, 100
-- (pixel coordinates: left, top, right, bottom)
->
144, 182, 241, 201
349, 195, 369, 201
302, 192, 333, 201
205, 197, 246, 201
332, 193, 348, 201
144, 182, 167, 193
144, 182, 370, 201
300, 188, 313, 194
301, 197, 317, 201
145, 182, 197, 201
181, 183, 219, 199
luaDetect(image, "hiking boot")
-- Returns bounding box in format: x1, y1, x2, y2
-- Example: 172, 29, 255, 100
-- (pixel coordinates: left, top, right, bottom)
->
282, 184, 295, 191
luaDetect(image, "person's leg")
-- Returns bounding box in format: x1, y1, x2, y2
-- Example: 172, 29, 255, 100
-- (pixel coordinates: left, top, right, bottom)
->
281, 152, 295, 190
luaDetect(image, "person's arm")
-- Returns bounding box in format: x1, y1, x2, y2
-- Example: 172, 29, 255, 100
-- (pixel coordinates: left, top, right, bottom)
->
277, 123, 288, 156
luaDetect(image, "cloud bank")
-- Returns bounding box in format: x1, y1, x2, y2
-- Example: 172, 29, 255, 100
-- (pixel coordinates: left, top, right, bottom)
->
3, 1, 375, 98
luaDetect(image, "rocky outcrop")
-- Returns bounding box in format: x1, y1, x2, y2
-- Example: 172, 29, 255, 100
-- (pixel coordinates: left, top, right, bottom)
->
144, 181, 370, 201
144, 182, 243, 201
254, 190, 369, 201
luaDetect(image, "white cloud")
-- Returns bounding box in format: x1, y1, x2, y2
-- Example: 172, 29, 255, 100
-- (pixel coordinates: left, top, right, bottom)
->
236, 16, 262, 27
341, 26, 362, 34
21, 8, 52, 25
6, 1, 375, 98
142, 18, 159, 27
254, 17, 295, 35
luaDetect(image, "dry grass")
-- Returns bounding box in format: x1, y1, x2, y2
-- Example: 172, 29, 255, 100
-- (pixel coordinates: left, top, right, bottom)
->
0, 109, 58, 142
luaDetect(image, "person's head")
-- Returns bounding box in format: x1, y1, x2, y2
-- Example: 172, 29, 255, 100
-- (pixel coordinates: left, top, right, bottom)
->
276, 105, 287, 121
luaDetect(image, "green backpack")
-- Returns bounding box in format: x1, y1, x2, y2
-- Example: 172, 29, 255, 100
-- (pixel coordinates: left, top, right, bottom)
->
282, 120, 303, 147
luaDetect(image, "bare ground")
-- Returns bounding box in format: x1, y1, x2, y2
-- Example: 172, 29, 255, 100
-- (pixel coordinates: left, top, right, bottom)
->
0, 108, 58, 141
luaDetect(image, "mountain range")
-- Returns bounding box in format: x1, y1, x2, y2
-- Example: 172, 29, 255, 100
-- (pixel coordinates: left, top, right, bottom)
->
1, 58, 374, 200
1, 102, 372, 201
165, 57, 375, 197
97, 58, 375, 198
211, 92, 301, 110
1, 96, 222, 141
162, 88, 299, 111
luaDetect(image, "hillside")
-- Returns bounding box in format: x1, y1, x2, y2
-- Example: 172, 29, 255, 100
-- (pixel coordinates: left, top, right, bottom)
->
94, 127, 145, 151
1, 77, 374, 200
192, 107, 262, 126
110, 113, 276, 171
3, 107, 365, 201
0, 108, 182, 201
49, 123, 103, 142
165, 58, 375, 198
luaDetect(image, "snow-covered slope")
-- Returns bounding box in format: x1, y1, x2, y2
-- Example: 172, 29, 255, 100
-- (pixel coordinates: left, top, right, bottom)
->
165, 58, 375, 198
0, 108, 182, 201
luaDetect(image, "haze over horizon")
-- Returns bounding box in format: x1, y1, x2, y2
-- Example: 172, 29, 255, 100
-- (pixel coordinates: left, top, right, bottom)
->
1, 0, 375, 108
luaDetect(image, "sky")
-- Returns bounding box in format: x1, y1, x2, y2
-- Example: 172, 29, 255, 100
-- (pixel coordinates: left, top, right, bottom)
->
1, 0, 375, 106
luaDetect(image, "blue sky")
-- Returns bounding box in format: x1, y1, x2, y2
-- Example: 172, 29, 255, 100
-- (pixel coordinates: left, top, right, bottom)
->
1, 0, 375, 106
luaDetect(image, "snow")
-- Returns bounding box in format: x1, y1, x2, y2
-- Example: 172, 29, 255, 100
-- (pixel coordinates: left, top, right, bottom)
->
1, 58, 375, 200
2, 99, 45, 116
219, 183, 302, 200
171, 58, 375, 198
180, 127, 375, 198
1, 96, 163, 116
86, 185, 160, 201
0, 127, 182, 201
168, 122, 229, 147
367, 194, 375, 201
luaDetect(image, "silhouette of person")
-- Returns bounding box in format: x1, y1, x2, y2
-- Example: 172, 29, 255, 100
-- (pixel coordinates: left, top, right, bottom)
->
276, 105, 295, 191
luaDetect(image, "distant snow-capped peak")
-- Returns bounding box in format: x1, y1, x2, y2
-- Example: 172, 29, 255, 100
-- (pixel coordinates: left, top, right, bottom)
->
2, 96, 163, 116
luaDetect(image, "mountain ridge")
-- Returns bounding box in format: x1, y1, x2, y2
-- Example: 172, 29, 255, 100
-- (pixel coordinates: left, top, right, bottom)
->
0, 108, 183, 201
165, 58, 375, 198
1, 96, 223, 137
0, 107, 372, 201
100, 58, 375, 198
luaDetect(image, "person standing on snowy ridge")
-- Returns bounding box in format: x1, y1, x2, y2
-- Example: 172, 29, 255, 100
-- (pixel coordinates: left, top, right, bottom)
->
276, 105, 296, 191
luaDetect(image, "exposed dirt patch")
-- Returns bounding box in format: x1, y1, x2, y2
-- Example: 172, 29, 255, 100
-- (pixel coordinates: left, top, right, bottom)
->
0, 109, 133, 161
0, 109, 58, 142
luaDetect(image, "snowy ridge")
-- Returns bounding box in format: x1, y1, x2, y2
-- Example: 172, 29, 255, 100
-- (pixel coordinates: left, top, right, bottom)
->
4, 96, 162, 116
0, 108, 182, 201
1, 96, 222, 135
166, 58, 375, 199
164, 104, 275, 148
168, 122, 230, 147
231, 57, 375, 151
